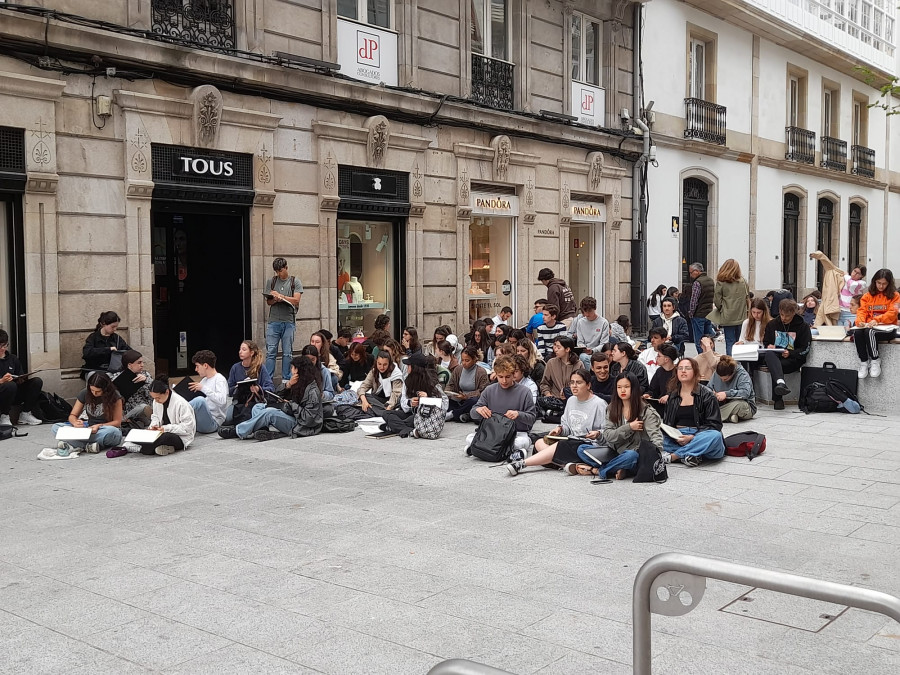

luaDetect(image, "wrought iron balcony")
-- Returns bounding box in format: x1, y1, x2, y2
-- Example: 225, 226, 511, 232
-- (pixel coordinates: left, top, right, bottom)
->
151, 0, 235, 51
851, 145, 876, 178
471, 54, 515, 110
820, 136, 847, 172
785, 126, 815, 165
684, 98, 727, 145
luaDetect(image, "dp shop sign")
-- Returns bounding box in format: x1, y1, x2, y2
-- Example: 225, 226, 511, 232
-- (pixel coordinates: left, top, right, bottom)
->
337, 19, 399, 87
570, 82, 605, 128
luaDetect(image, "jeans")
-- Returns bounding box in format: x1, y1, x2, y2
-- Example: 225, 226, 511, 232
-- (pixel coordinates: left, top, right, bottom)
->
662, 426, 725, 460
235, 402, 294, 439
691, 317, 715, 351
577, 444, 640, 479
578, 353, 592, 369
265, 320, 296, 381
51, 422, 122, 449
190, 397, 219, 434
449, 397, 477, 420
722, 325, 741, 356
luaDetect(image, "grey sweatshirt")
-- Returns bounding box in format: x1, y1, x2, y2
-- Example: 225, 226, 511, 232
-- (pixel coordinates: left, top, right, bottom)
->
709, 364, 757, 415
567, 314, 611, 352
561, 395, 608, 436
474, 382, 537, 431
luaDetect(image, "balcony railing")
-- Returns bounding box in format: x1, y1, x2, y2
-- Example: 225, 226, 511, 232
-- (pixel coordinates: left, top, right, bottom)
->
471, 54, 515, 110
851, 145, 876, 178
785, 126, 816, 164
820, 136, 847, 172
684, 98, 727, 145
151, 0, 235, 51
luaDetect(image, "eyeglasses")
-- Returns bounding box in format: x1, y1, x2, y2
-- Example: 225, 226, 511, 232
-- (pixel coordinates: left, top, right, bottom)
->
676, 366, 694, 372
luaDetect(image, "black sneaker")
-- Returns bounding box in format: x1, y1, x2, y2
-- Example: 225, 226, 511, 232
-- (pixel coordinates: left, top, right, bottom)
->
773, 398, 785, 411
506, 459, 526, 476
507, 449, 524, 464
253, 430, 287, 441
773, 382, 791, 397
459, 413, 471, 423
682, 455, 703, 468
218, 425, 238, 439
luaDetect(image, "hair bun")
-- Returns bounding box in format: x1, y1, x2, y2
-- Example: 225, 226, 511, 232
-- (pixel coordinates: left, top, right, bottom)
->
156, 373, 169, 384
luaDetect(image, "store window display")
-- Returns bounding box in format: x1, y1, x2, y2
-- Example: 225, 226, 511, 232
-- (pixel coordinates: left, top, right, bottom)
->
337, 221, 395, 335
468, 216, 514, 322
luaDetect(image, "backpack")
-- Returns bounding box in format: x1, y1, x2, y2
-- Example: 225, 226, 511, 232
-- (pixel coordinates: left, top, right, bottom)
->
632, 438, 668, 483
467, 413, 517, 462
798, 382, 840, 414
0, 424, 27, 441
322, 417, 357, 433
825, 380, 864, 414
413, 399, 447, 440
36, 392, 73, 423
769, 289, 794, 318
724, 431, 766, 460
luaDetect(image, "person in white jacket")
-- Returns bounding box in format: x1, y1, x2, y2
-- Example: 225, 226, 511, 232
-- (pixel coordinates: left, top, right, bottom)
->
188, 350, 229, 433
127, 376, 196, 456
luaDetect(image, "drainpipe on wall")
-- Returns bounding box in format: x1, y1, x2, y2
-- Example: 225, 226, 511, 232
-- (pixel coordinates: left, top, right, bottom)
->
630, 2, 651, 335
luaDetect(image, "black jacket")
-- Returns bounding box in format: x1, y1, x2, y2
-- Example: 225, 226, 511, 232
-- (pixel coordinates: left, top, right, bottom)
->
285, 382, 323, 437
609, 359, 650, 394
339, 354, 374, 388
651, 315, 690, 351
663, 384, 723, 433
0, 352, 25, 378
82, 331, 130, 371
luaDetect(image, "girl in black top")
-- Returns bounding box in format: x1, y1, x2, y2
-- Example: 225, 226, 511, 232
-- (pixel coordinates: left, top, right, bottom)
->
82, 311, 131, 376
339, 343, 374, 388
645, 343, 679, 415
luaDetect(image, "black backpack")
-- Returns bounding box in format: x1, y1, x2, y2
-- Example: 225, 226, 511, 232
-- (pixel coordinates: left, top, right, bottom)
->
36, 392, 73, 423
467, 414, 517, 462
824, 380, 864, 414
798, 382, 840, 414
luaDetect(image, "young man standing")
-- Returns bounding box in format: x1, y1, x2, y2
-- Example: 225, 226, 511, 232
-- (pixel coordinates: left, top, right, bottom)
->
264, 257, 303, 381
534, 304, 568, 360
465, 355, 537, 459
567, 296, 611, 368
188, 350, 229, 433
490, 307, 513, 333
0, 330, 43, 425
537, 268, 576, 327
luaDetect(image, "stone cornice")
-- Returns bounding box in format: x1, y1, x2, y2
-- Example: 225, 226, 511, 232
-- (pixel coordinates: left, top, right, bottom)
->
114, 90, 193, 118
654, 133, 752, 162
25, 173, 59, 194
453, 143, 494, 161
557, 159, 591, 174
758, 156, 887, 189
125, 179, 154, 199
509, 151, 541, 167
312, 121, 370, 144
0, 72, 66, 100
389, 132, 433, 151
221, 107, 282, 130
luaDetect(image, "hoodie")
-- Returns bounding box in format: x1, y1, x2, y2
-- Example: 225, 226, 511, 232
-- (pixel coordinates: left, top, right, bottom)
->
763, 314, 811, 362
545, 278, 576, 320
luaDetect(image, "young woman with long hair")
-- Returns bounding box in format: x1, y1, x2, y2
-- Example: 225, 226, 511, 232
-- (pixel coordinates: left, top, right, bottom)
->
357, 351, 404, 413
110, 349, 152, 422
445, 345, 490, 422
538, 336, 580, 420
854, 268, 899, 378
516, 338, 545, 385
379, 353, 449, 439
51, 371, 123, 454
608, 342, 650, 394
118, 375, 195, 456
711, 258, 750, 356
467, 321, 495, 366
402, 327, 423, 356
661, 357, 725, 467
310, 331, 341, 393
82, 310, 131, 376
225, 340, 274, 423
647, 284, 668, 320
339, 342, 374, 388
301, 344, 335, 402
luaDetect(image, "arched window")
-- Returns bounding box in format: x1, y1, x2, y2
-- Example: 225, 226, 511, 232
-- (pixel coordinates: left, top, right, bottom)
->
783, 193, 801, 298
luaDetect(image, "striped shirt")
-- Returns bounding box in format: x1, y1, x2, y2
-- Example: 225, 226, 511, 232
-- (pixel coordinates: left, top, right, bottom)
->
535, 322, 568, 359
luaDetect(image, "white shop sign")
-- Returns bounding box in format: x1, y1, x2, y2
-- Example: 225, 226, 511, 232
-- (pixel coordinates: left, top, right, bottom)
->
571, 82, 605, 128
470, 193, 520, 216
570, 200, 607, 223
336, 19, 398, 87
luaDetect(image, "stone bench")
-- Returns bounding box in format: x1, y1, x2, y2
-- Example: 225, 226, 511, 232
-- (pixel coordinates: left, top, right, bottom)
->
752, 368, 802, 406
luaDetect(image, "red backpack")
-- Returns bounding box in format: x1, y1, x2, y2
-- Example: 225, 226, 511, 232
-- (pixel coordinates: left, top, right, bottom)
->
724, 431, 766, 461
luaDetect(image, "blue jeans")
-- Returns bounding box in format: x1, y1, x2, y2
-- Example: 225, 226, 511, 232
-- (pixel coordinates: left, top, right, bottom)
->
577, 444, 639, 479
663, 426, 725, 460
266, 321, 296, 381
691, 317, 715, 351
235, 402, 294, 439
51, 422, 122, 449
190, 397, 219, 434
723, 325, 741, 356
578, 353, 592, 369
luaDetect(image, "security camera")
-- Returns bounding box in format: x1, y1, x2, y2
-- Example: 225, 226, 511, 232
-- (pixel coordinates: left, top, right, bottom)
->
620, 108, 631, 123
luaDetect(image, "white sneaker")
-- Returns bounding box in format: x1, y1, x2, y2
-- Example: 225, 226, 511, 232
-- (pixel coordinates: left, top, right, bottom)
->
870, 359, 882, 378
858, 361, 869, 379
123, 442, 142, 453
84, 442, 101, 454
0, 414, 10, 426
17, 411, 42, 425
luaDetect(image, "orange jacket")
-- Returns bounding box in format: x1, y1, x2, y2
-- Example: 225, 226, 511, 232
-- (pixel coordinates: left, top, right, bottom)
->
856, 291, 900, 326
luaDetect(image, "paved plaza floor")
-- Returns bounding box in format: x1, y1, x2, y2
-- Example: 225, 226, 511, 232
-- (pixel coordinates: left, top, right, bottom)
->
2, 406, 900, 674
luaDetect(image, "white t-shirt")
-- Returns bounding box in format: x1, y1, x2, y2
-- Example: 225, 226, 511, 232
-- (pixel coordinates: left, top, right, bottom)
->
200, 373, 229, 425
739, 318, 764, 345
638, 347, 660, 381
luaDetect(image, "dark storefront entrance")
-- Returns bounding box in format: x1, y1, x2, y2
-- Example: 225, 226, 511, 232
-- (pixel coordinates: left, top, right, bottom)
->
150, 145, 253, 376
0, 126, 27, 365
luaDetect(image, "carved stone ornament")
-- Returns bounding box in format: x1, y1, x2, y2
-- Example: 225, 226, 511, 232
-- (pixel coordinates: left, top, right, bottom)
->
366, 115, 390, 168
459, 168, 470, 202
323, 153, 337, 192
492, 135, 512, 182
562, 183, 571, 209
588, 151, 605, 190
190, 85, 223, 148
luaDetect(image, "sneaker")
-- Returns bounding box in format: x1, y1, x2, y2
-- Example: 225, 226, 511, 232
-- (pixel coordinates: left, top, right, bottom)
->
870, 359, 882, 378
506, 459, 525, 476
858, 360, 869, 379
507, 449, 525, 464
218, 425, 238, 439
774, 398, 785, 411
17, 411, 42, 426
106, 447, 128, 458
253, 429, 287, 442
683, 455, 703, 468
445, 411, 453, 422
0, 414, 10, 426
123, 442, 142, 453
773, 381, 791, 397
459, 413, 471, 423
55, 442, 73, 457
155, 445, 176, 456
729, 412, 740, 424
661, 451, 672, 464
84, 442, 101, 454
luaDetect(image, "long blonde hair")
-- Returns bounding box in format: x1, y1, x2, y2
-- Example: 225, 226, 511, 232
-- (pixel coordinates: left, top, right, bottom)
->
716, 258, 743, 283
242, 340, 264, 378
517, 338, 539, 368
744, 298, 770, 342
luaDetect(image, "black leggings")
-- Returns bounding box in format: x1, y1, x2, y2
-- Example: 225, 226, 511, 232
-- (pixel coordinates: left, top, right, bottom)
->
854, 327, 897, 361
0, 377, 42, 415
140, 432, 185, 455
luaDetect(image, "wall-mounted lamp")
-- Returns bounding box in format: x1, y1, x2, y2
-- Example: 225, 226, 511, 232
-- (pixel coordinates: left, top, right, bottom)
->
365, 224, 372, 240
375, 234, 389, 252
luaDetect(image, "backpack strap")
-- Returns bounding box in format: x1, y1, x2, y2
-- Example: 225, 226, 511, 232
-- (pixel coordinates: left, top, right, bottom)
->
748, 432, 764, 461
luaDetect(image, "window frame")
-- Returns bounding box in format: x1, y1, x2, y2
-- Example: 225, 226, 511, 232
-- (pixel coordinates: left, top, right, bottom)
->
337, 0, 394, 30
822, 81, 841, 138
570, 11, 602, 87
852, 93, 869, 146
786, 65, 809, 129
471, 0, 511, 62
685, 25, 717, 104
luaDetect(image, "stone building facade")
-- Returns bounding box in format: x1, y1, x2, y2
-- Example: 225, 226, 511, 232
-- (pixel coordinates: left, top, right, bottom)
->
0, 1, 643, 392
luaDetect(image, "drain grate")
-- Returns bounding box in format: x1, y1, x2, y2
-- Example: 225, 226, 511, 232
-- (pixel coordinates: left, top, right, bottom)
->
720, 588, 847, 632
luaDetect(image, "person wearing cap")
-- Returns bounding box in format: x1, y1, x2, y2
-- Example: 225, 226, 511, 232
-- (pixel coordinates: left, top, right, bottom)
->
264, 258, 303, 382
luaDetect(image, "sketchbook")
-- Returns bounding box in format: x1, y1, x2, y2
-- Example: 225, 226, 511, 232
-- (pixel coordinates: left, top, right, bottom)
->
55, 426, 92, 441
660, 423, 686, 441
124, 429, 162, 444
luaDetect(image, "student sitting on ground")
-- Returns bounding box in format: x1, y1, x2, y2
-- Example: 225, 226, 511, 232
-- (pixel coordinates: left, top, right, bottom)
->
110, 350, 152, 426
609, 314, 634, 346
402, 327, 423, 357
652, 297, 689, 354
506, 328, 525, 346
576, 372, 664, 482
567, 296, 611, 368
221, 356, 323, 440
464, 355, 537, 459
512, 354, 538, 403
434, 339, 459, 373
735, 297, 770, 374
0, 330, 44, 426
382, 353, 449, 439
525, 299, 548, 338
488, 343, 517, 382
310, 331, 341, 393
534, 304, 568, 360
466, 321, 495, 367
506, 367, 605, 476
708, 355, 757, 424
762, 298, 812, 409
381, 338, 406, 372
608, 342, 650, 394
120, 375, 195, 456
423, 325, 453, 357
187, 350, 229, 433
588, 352, 615, 403
445, 346, 491, 422
516, 338, 545, 385
301, 345, 335, 402
339, 342, 374, 389
661, 357, 725, 467
52, 372, 123, 454
854, 268, 900, 379
645, 343, 679, 415
538, 336, 580, 421
226, 340, 275, 424
357, 351, 404, 414
329, 328, 352, 367
638, 327, 668, 380
82, 311, 131, 377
